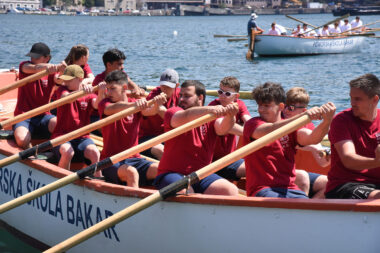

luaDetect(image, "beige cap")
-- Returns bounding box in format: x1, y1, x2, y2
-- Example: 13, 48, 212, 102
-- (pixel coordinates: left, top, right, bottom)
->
59, 64, 84, 81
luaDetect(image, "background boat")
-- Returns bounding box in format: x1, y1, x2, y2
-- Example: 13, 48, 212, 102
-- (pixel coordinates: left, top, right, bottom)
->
333, 6, 380, 16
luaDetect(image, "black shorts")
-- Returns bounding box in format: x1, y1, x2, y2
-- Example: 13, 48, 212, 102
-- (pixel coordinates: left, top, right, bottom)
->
325, 182, 380, 199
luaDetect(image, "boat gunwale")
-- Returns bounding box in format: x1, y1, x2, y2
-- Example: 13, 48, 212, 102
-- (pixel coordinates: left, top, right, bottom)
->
2, 139, 380, 213
255, 34, 363, 40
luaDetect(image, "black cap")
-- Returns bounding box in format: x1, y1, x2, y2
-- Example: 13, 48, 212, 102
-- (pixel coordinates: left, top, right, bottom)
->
26, 42, 51, 58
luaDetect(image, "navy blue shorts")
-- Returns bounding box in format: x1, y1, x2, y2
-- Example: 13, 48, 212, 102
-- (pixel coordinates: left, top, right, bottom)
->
216, 159, 244, 180
256, 187, 309, 199
53, 138, 95, 164
13, 114, 55, 139
154, 172, 222, 193
308, 172, 321, 197
102, 157, 153, 186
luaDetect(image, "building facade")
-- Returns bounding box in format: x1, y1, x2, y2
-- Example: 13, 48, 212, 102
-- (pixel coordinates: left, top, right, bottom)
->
105, 0, 136, 11
0, 0, 41, 9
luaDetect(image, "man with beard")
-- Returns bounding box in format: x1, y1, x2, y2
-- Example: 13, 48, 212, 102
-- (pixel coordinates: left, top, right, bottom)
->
154, 80, 239, 196
326, 74, 380, 199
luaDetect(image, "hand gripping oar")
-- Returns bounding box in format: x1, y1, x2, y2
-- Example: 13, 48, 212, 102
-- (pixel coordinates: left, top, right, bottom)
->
298, 14, 350, 36
0, 69, 48, 96
144, 86, 253, 99
44, 114, 311, 253
0, 98, 160, 170
0, 86, 99, 130
0, 112, 218, 214
285, 15, 317, 28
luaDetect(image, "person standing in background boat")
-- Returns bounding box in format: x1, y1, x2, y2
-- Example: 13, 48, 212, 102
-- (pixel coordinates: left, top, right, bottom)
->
284, 87, 329, 199
154, 80, 239, 196
52, 65, 102, 175
243, 82, 335, 198
98, 70, 167, 188
326, 74, 380, 199
139, 69, 180, 160
340, 19, 352, 34
208, 76, 251, 180
13, 42, 66, 149
247, 13, 264, 45
267, 23, 280, 36
350, 16, 363, 33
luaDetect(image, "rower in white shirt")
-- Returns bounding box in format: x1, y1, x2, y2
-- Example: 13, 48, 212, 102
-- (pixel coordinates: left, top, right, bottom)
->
300, 24, 316, 37
350, 16, 363, 33
329, 22, 341, 35
275, 23, 287, 35
268, 23, 281, 35
292, 24, 302, 36
340, 19, 352, 33
318, 25, 330, 36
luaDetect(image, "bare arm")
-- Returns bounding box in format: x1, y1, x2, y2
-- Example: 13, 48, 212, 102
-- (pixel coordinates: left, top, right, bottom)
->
22, 61, 66, 75
228, 123, 244, 136
141, 93, 167, 116
92, 81, 107, 110
214, 103, 239, 136
170, 105, 226, 128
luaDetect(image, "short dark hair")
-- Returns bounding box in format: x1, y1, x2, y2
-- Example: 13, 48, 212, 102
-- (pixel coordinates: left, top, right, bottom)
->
252, 82, 285, 104
105, 70, 128, 85
181, 80, 206, 105
220, 76, 240, 92
349, 73, 380, 98
102, 48, 126, 67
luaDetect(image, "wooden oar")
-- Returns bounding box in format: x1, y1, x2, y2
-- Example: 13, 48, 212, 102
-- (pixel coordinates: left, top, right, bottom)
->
0, 69, 48, 95
0, 113, 218, 214
246, 30, 257, 60
326, 32, 375, 38
341, 20, 380, 35
44, 114, 311, 253
144, 86, 252, 99
214, 34, 247, 38
0, 86, 99, 130
298, 14, 350, 36
227, 38, 248, 42
285, 15, 317, 28
0, 99, 160, 170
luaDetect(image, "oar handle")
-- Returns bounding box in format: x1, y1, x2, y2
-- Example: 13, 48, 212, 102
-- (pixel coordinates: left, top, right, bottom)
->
0, 69, 49, 95
44, 114, 311, 253
0, 86, 99, 130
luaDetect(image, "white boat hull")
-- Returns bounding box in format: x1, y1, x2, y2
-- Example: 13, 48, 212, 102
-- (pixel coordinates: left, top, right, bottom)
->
1, 149, 380, 252
254, 35, 366, 56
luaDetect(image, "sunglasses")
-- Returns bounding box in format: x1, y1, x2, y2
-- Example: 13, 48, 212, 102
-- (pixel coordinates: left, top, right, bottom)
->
217, 89, 238, 97
285, 105, 306, 111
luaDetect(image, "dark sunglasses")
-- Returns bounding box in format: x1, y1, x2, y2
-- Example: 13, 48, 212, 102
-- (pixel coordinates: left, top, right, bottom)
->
285, 105, 306, 111
217, 89, 238, 97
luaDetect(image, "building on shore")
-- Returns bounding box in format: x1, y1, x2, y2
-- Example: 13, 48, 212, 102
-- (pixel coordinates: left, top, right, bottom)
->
105, 0, 136, 11
0, 0, 41, 9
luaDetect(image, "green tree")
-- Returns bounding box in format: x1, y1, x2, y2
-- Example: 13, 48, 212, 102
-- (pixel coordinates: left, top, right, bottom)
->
84, 0, 95, 7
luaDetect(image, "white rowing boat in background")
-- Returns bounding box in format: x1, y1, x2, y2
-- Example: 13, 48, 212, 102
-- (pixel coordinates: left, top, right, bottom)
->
254, 34, 366, 56
1, 70, 380, 252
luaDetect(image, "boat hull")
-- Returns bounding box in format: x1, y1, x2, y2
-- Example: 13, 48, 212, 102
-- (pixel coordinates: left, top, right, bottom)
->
1, 148, 380, 252
254, 35, 365, 56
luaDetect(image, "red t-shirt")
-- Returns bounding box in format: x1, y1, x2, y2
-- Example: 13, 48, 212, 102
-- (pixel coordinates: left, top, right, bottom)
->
14, 61, 56, 116
326, 108, 380, 193
92, 71, 106, 87
82, 63, 92, 77
98, 98, 142, 160
208, 98, 250, 160
139, 87, 180, 137
157, 107, 217, 176
51, 87, 96, 139
243, 117, 300, 196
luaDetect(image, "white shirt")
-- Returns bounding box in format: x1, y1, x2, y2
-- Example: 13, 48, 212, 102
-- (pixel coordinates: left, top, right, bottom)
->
319, 28, 329, 36
340, 23, 352, 33
351, 19, 363, 29
275, 24, 287, 35
268, 29, 280, 35
329, 27, 341, 34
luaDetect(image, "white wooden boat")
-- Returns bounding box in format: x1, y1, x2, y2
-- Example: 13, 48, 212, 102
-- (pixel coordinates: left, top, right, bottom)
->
1, 70, 380, 252
254, 34, 366, 56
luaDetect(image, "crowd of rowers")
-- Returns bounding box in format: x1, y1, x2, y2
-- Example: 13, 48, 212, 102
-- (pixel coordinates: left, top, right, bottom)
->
13, 42, 380, 200
249, 13, 366, 37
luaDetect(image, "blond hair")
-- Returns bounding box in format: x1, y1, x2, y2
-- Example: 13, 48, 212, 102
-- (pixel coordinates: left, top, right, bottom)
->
286, 87, 309, 105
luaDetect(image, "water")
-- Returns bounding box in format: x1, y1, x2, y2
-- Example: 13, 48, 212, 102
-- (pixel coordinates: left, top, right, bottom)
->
0, 13, 379, 251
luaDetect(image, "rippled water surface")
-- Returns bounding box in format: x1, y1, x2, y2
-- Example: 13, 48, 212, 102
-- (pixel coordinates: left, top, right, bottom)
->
0, 12, 379, 251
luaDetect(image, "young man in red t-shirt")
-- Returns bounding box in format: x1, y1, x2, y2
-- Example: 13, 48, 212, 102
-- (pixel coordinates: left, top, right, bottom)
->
326, 73, 380, 199
208, 76, 251, 180
14, 43, 66, 149
243, 82, 335, 198
155, 80, 240, 196
98, 70, 166, 188
52, 65, 103, 173
139, 69, 181, 160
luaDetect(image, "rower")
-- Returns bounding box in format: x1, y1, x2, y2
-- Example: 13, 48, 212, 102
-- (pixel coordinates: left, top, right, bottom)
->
318, 25, 330, 37
52, 65, 102, 175
326, 74, 380, 200
154, 80, 239, 196
138, 69, 180, 160
267, 23, 280, 35
340, 19, 352, 34
350, 16, 363, 33
243, 82, 335, 198
292, 24, 302, 36
329, 22, 341, 35
13, 42, 66, 149
98, 70, 166, 188
208, 76, 251, 181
